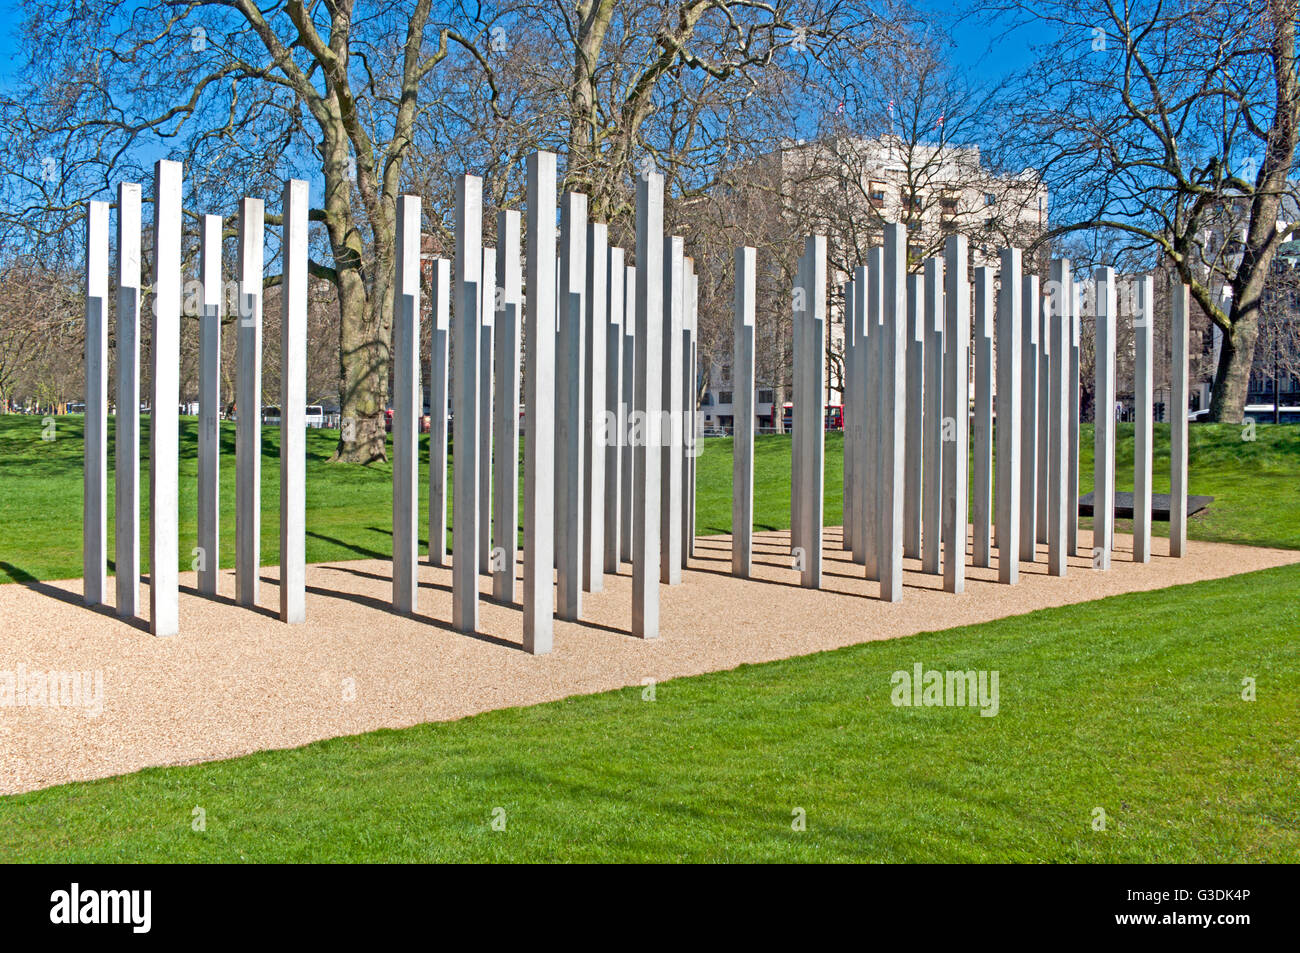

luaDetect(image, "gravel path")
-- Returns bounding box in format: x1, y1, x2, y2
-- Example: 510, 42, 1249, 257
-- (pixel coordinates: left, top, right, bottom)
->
2, 528, 1295, 795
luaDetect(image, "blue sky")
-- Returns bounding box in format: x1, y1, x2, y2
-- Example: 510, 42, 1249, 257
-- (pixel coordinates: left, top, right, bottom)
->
0, 7, 21, 85
0, 2, 1034, 92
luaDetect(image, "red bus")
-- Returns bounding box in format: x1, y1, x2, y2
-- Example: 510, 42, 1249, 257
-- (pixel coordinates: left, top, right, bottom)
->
782, 402, 844, 431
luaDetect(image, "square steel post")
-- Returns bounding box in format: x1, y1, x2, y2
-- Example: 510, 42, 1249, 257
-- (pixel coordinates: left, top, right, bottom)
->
1068, 279, 1082, 556
633, 172, 664, 638
150, 160, 183, 635
1019, 274, 1039, 563
584, 222, 607, 592
428, 258, 451, 567
851, 266, 869, 567
661, 235, 684, 585
195, 211, 219, 601
620, 263, 637, 565
523, 153, 557, 653
235, 195, 263, 611
996, 248, 1022, 584
683, 261, 698, 563
493, 211, 522, 602
972, 266, 994, 569
84, 201, 109, 607
452, 174, 483, 633
1133, 274, 1154, 563
843, 279, 856, 554
879, 224, 906, 602
556, 192, 587, 618
1047, 263, 1070, 577
116, 186, 143, 615
802, 235, 826, 589
392, 193, 421, 616
904, 272, 924, 560
603, 246, 625, 573
733, 246, 756, 577
1170, 281, 1189, 557
1037, 292, 1051, 545
1094, 266, 1117, 570
943, 236, 969, 593
791, 249, 805, 556
479, 247, 495, 575
280, 179, 309, 623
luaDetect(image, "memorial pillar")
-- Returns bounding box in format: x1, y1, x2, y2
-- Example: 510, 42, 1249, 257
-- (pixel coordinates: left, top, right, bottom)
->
84, 201, 109, 607
972, 266, 994, 569
523, 153, 557, 652
150, 160, 183, 635
942, 236, 969, 593
633, 173, 664, 638
116, 187, 143, 614
1094, 267, 1117, 570
195, 210, 219, 601
1170, 281, 1189, 557
493, 211, 522, 602
280, 179, 309, 623
452, 175, 483, 632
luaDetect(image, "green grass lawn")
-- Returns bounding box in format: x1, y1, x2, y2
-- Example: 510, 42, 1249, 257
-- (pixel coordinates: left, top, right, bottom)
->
2, 562, 1296, 862
1, 414, 1297, 584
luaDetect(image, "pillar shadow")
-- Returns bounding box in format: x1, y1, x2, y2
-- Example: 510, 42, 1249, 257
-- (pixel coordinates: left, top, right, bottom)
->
687, 562, 824, 594
300, 578, 526, 652
318, 563, 453, 596
184, 578, 281, 621
0, 562, 153, 633
567, 617, 636, 639
305, 530, 390, 561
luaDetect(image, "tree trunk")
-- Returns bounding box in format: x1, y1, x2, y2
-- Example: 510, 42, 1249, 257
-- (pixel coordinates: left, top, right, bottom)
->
322, 138, 391, 464
1208, 310, 1259, 423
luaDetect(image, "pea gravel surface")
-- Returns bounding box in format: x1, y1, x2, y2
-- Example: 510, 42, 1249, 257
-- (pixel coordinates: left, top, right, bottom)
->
2, 527, 1295, 794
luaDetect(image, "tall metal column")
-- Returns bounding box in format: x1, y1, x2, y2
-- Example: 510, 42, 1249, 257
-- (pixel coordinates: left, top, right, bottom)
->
523, 153, 557, 653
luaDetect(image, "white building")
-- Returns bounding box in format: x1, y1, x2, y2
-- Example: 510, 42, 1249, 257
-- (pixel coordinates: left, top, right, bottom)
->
699, 135, 1048, 433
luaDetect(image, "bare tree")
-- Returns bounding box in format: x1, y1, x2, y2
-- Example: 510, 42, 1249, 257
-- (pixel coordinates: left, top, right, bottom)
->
0, 0, 500, 461
0, 256, 82, 412
989, 0, 1300, 421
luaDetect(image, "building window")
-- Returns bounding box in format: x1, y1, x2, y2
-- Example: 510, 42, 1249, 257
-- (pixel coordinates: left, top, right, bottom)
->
940, 194, 959, 216
720, 363, 732, 383
758, 388, 774, 403
719, 391, 733, 404
901, 187, 922, 210
984, 192, 997, 206
868, 180, 886, 208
